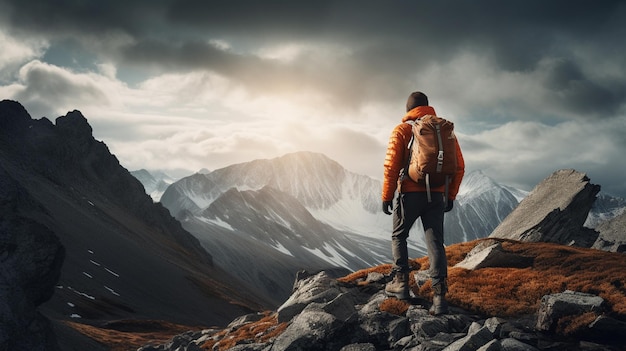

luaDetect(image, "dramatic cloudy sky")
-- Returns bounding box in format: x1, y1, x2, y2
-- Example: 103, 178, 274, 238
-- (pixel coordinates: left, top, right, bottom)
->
1, 0, 625, 197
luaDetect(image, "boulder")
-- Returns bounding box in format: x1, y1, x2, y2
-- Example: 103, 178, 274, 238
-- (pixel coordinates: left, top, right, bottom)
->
442, 322, 496, 351
454, 239, 534, 270
536, 290, 606, 332
276, 271, 343, 323
271, 309, 343, 351
490, 169, 600, 247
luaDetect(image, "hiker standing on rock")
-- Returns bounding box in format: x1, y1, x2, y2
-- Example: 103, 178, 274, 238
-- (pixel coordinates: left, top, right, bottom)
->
382, 91, 465, 315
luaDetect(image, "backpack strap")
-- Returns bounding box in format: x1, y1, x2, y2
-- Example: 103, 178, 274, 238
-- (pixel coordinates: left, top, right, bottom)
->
435, 123, 444, 173
399, 121, 415, 184
425, 173, 431, 202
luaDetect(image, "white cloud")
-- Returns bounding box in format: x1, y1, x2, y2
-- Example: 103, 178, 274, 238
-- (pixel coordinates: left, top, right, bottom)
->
461, 118, 626, 195
0, 30, 48, 81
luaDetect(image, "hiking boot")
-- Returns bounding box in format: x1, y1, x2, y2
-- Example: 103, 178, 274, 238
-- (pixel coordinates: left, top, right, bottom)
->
429, 280, 449, 316
385, 272, 409, 300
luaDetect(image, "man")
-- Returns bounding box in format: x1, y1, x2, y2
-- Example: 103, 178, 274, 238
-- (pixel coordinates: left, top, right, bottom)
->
382, 91, 465, 315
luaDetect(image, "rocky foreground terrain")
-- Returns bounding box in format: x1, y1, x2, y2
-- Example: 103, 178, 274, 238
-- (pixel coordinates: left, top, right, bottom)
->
132, 238, 626, 351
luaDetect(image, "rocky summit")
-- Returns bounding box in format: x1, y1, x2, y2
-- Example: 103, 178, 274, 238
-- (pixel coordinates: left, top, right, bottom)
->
489, 169, 600, 247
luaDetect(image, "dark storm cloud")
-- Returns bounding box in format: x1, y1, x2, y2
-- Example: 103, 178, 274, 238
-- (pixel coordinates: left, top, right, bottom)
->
0, 0, 161, 36
538, 58, 626, 118
2, 0, 625, 116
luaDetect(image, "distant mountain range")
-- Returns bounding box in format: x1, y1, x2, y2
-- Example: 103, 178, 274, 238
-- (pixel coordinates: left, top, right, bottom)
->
134, 154, 626, 303
130, 169, 177, 201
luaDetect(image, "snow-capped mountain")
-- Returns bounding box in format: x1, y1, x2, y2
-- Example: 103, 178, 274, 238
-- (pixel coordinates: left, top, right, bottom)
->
156, 153, 516, 300
161, 152, 425, 246
179, 185, 392, 303
446, 170, 524, 241
142, 152, 626, 302
159, 152, 403, 302
585, 192, 626, 228
130, 169, 178, 201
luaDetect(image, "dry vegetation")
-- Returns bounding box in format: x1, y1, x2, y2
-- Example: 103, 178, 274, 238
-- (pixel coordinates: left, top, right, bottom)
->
64, 319, 206, 351
342, 239, 626, 319
199, 312, 287, 350
70, 238, 626, 349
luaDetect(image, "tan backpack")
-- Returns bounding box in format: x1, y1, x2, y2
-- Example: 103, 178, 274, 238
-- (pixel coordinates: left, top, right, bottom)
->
404, 115, 458, 202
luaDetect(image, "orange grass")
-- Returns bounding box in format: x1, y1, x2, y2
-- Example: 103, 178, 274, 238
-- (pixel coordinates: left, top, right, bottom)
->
379, 298, 411, 316
65, 319, 204, 351
200, 312, 287, 351
557, 312, 599, 336
341, 239, 626, 320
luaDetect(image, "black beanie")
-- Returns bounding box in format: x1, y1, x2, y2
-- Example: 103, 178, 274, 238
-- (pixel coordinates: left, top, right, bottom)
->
406, 91, 429, 111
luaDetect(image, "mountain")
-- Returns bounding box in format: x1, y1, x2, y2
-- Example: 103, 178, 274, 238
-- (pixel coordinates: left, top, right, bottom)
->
445, 170, 523, 242
149, 153, 626, 306
586, 192, 626, 228
157, 153, 523, 304
160, 153, 395, 304
130, 169, 178, 201
158, 155, 525, 250
0, 101, 271, 349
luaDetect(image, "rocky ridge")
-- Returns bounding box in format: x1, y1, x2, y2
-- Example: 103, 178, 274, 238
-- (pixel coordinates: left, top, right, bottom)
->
0, 100, 270, 350
489, 169, 600, 247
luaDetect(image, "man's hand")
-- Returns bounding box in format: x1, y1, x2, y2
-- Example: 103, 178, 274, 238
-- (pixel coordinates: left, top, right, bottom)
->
444, 199, 454, 213
382, 200, 393, 215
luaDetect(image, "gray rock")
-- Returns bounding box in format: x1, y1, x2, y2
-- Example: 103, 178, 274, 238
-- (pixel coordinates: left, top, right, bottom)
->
499, 337, 539, 351
442, 322, 496, 351
312, 292, 358, 321
582, 315, 626, 344
477, 339, 502, 351
407, 307, 452, 338
536, 290, 606, 332
357, 291, 388, 316
225, 344, 269, 351
271, 310, 342, 351
339, 343, 377, 351
454, 240, 533, 270
490, 169, 600, 247
227, 312, 267, 330
484, 317, 506, 337
276, 271, 342, 323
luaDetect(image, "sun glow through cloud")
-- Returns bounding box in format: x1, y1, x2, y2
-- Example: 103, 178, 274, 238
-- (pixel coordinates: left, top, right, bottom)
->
1, 0, 625, 197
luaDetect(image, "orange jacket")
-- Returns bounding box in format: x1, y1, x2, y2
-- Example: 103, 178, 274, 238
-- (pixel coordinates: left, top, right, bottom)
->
382, 106, 465, 202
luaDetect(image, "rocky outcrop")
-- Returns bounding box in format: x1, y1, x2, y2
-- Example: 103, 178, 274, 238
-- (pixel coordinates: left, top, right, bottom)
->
592, 211, 626, 252
0, 100, 269, 347
489, 169, 600, 247
536, 291, 606, 332
0, 165, 65, 350
139, 270, 626, 351
454, 239, 534, 270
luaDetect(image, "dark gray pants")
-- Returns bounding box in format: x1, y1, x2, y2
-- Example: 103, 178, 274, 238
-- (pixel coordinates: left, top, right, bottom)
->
391, 192, 447, 286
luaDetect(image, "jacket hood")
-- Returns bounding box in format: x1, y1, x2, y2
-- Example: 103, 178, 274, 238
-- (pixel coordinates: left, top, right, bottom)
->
402, 106, 436, 122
